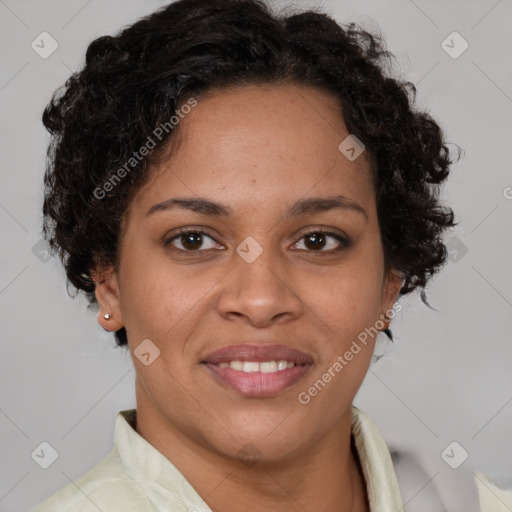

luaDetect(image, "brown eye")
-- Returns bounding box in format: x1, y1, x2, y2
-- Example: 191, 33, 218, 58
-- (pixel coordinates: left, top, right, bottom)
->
293, 230, 349, 253
165, 229, 221, 252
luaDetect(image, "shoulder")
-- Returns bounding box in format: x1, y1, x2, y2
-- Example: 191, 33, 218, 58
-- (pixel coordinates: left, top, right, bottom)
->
30, 450, 150, 512
475, 471, 512, 512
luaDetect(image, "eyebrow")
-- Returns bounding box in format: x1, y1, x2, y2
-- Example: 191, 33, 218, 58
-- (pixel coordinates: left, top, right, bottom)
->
146, 195, 367, 219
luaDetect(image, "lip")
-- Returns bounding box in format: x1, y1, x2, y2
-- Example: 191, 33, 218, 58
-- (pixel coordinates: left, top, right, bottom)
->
202, 344, 313, 398
202, 343, 314, 365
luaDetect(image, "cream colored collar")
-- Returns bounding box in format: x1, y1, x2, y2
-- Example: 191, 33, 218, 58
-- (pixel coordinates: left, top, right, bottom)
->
114, 405, 404, 511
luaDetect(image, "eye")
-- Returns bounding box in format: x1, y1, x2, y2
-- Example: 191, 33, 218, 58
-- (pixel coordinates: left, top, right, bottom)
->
165, 228, 224, 252
292, 229, 349, 253
164, 227, 350, 254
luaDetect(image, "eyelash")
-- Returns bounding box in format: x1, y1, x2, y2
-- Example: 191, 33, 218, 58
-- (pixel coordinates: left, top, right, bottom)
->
164, 227, 350, 254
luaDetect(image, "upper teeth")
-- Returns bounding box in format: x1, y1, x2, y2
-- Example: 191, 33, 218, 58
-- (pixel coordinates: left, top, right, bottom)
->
218, 360, 295, 373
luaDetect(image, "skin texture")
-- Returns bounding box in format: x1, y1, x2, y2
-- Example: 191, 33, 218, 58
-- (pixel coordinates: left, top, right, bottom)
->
94, 83, 402, 511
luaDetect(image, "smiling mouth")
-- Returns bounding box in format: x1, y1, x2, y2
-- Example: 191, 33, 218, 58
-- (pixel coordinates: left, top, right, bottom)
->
203, 358, 312, 397
216, 360, 297, 373
201, 343, 314, 397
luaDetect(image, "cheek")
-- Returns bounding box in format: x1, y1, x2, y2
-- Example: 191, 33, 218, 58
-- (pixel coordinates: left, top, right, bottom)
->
296, 265, 384, 421
310, 254, 384, 329
301, 249, 385, 373
118, 245, 218, 347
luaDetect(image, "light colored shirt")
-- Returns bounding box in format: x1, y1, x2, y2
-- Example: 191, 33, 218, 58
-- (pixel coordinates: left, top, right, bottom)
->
475, 472, 512, 512
31, 406, 512, 511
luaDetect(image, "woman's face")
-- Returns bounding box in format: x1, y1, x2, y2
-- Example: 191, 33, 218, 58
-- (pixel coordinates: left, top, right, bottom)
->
96, 83, 402, 462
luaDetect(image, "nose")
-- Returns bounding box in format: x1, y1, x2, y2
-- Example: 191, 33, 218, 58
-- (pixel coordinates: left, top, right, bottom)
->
216, 244, 303, 328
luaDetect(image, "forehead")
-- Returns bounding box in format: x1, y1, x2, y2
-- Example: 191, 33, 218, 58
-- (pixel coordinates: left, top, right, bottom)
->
130, 83, 375, 219
175, 83, 356, 160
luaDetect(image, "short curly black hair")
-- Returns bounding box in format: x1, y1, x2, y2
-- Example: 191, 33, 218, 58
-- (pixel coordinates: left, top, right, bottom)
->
41, 0, 459, 347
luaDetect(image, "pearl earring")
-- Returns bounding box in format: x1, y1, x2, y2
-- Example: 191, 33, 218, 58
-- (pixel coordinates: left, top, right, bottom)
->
104, 313, 112, 320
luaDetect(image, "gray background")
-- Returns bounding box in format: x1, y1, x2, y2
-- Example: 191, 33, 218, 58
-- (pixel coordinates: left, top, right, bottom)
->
0, 0, 511, 511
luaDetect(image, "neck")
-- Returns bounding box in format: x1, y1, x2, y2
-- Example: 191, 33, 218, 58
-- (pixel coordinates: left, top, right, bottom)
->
134, 389, 369, 511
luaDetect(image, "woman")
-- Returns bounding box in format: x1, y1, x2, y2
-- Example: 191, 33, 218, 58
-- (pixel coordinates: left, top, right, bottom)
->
32, 0, 504, 510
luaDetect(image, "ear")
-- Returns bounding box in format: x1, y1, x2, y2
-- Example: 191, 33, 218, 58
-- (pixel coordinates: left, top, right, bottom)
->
92, 265, 124, 332
379, 268, 403, 329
